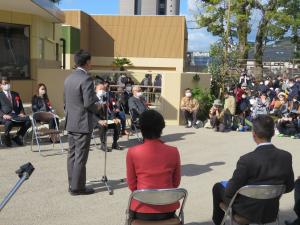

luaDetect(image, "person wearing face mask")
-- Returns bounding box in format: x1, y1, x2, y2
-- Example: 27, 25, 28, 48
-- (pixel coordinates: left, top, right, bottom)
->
0, 76, 31, 147
31, 83, 60, 135
288, 79, 300, 102
94, 79, 122, 151
123, 83, 133, 114
128, 85, 148, 123
180, 88, 199, 128
223, 90, 236, 130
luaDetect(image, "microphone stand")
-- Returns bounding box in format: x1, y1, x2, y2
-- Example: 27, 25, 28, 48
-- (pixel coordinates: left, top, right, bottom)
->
0, 163, 35, 212
100, 91, 113, 195
88, 91, 125, 195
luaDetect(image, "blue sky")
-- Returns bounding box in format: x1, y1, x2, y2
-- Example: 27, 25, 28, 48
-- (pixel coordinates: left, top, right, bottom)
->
59, 0, 220, 52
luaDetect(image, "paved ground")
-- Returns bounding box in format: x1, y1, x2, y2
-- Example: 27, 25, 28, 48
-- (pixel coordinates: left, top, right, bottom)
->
0, 126, 299, 225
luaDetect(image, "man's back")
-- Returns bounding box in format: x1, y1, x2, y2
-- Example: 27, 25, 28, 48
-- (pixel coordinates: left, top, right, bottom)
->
64, 69, 97, 133
225, 144, 294, 223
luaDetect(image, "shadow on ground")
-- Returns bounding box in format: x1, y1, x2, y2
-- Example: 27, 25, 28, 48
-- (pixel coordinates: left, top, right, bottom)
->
161, 132, 195, 143
182, 162, 225, 177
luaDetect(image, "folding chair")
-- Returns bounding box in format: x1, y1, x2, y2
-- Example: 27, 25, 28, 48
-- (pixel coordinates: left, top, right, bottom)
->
220, 185, 286, 225
30, 112, 64, 155
129, 109, 142, 142
125, 188, 188, 225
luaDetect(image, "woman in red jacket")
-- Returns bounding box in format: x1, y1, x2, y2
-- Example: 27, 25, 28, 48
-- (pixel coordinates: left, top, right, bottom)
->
126, 110, 181, 221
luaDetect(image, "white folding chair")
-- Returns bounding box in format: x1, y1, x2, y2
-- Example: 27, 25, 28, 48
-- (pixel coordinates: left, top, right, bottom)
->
220, 185, 286, 225
125, 188, 188, 225
30, 112, 64, 155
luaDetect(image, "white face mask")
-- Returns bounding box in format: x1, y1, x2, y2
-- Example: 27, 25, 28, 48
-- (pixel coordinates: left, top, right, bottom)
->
39, 89, 46, 96
289, 83, 294, 87
2, 84, 10, 91
136, 92, 143, 98
185, 92, 192, 97
242, 95, 247, 99
126, 86, 132, 92
293, 99, 297, 102
264, 80, 270, 86
97, 90, 106, 97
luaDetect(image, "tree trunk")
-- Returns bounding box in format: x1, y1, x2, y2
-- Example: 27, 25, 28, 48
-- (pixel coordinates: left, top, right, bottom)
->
254, 16, 268, 80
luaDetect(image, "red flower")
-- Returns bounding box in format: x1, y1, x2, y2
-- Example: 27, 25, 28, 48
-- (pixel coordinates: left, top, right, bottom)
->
47, 101, 51, 107
15, 96, 20, 101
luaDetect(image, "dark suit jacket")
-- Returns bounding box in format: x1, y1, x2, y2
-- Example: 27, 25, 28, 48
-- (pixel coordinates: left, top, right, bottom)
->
0, 91, 24, 118
31, 95, 52, 113
64, 69, 99, 134
128, 96, 147, 121
225, 144, 294, 223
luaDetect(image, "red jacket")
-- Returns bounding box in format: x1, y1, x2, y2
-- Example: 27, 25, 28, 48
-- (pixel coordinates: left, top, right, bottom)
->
126, 139, 181, 213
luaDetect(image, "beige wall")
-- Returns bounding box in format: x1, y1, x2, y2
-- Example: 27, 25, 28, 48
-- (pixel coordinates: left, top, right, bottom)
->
37, 69, 71, 117
0, 10, 62, 81
63, 11, 187, 72
36, 69, 211, 125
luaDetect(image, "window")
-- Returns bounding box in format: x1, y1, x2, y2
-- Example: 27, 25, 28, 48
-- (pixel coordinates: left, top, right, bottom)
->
0, 23, 30, 79
158, 0, 166, 15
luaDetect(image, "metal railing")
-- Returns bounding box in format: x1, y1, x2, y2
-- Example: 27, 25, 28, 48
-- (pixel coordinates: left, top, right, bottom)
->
110, 85, 162, 109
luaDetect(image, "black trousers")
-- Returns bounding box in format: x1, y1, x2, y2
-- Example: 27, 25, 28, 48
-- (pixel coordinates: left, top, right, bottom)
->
293, 179, 300, 225
276, 121, 297, 136
129, 210, 175, 221
98, 123, 120, 144
182, 110, 197, 124
212, 182, 227, 225
67, 132, 91, 191
1, 117, 31, 137
49, 118, 60, 130
210, 116, 225, 132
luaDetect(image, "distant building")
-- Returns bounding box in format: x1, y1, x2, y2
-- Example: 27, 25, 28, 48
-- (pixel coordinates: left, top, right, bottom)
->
247, 38, 298, 75
120, 0, 180, 15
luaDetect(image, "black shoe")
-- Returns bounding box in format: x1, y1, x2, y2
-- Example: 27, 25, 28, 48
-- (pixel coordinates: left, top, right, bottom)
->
69, 187, 95, 196
12, 135, 23, 146
112, 142, 122, 150
3, 135, 12, 147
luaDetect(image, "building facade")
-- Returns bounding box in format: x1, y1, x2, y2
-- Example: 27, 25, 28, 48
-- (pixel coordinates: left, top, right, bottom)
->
0, 0, 64, 101
120, 0, 180, 15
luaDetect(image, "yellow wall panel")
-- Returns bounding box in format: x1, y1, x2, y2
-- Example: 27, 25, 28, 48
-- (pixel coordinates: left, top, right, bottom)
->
0, 10, 12, 22
11, 12, 32, 25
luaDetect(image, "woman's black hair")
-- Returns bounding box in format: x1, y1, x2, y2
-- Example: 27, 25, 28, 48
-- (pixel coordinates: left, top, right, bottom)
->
139, 110, 165, 139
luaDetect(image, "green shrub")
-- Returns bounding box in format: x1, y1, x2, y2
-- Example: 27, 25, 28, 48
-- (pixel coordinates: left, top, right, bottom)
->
192, 88, 216, 121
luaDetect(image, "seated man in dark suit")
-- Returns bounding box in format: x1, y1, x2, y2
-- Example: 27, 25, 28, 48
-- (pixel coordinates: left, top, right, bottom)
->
212, 115, 294, 225
0, 76, 31, 147
128, 85, 148, 125
94, 79, 121, 151
286, 177, 300, 225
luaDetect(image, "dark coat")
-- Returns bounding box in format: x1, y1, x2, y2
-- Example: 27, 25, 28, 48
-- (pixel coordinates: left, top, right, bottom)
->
31, 95, 52, 113
0, 91, 24, 118
224, 144, 294, 223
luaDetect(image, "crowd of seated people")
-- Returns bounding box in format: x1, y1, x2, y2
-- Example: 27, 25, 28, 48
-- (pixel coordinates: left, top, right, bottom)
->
203, 73, 300, 137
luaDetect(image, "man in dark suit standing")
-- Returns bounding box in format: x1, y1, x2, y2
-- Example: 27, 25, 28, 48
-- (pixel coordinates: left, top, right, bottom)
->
64, 50, 100, 196
212, 115, 294, 225
0, 76, 31, 147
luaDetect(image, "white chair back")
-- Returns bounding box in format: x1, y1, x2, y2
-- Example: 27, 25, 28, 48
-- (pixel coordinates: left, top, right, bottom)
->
238, 185, 286, 200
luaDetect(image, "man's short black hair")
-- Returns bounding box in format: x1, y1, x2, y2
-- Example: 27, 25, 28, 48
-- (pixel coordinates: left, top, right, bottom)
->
94, 78, 105, 86
185, 88, 191, 92
252, 115, 274, 141
1, 76, 10, 83
74, 49, 91, 67
139, 110, 165, 139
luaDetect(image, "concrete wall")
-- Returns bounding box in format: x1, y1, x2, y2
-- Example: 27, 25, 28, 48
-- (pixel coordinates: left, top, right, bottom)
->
37, 69, 71, 117
63, 11, 187, 72
36, 69, 211, 125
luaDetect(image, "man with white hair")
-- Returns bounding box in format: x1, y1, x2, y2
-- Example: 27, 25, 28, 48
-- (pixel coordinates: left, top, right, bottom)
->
128, 85, 148, 122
